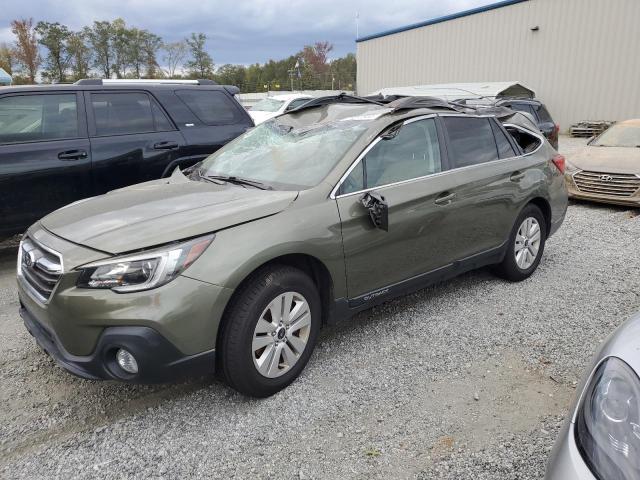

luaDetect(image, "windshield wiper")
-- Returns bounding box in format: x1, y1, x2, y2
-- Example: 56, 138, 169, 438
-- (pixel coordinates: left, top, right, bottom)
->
204, 174, 273, 190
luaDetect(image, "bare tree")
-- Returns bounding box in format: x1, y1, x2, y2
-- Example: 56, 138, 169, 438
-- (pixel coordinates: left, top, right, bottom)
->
10, 18, 41, 83
162, 40, 187, 78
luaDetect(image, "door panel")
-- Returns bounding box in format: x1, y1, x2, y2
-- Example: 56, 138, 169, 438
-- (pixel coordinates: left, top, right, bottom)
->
86, 91, 187, 194
89, 132, 186, 194
0, 139, 92, 233
433, 163, 521, 263
0, 92, 91, 235
337, 176, 459, 299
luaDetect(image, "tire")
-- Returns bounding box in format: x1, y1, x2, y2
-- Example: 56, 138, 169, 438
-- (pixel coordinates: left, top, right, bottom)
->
493, 204, 547, 282
217, 265, 321, 397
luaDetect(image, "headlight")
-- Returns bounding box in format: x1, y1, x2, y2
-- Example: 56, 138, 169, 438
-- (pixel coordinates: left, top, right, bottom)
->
575, 357, 640, 480
76, 235, 214, 292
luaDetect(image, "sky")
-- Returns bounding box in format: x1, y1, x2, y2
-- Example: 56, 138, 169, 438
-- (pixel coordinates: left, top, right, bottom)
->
0, 0, 495, 65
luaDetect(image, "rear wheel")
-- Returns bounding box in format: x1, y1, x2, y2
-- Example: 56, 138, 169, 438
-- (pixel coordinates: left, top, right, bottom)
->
218, 265, 320, 397
494, 204, 547, 282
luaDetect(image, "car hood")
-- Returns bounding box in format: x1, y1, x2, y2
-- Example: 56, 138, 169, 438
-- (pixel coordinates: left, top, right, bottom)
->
40, 171, 298, 254
249, 110, 278, 125
570, 146, 640, 174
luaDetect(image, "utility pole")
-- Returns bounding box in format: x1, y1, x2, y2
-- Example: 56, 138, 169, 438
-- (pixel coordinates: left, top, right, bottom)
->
355, 12, 360, 39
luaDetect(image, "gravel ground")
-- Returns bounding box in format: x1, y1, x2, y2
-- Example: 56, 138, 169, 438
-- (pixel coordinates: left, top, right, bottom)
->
1, 136, 639, 479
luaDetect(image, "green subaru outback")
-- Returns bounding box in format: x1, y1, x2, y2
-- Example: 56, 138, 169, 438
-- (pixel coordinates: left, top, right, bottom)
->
17, 95, 568, 397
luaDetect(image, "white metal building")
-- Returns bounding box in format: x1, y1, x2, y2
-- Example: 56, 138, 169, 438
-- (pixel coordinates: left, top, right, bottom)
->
356, 0, 640, 130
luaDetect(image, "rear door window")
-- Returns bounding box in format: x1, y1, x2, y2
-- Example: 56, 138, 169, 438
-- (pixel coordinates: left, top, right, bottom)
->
175, 90, 241, 125
0, 93, 79, 143
443, 117, 499, 168
90, 92, 172, 136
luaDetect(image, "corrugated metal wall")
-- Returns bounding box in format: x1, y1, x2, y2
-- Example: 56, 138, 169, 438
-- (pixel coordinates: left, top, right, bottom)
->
356, 0, 640, 130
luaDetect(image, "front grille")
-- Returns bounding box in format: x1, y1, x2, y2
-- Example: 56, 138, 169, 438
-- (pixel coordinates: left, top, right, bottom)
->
573, 171, 640, 197
19, 238, 63, 302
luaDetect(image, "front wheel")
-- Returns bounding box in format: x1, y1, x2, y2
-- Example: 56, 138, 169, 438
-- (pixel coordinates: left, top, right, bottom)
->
217, 265, 320, 397
493, 204, 547, 282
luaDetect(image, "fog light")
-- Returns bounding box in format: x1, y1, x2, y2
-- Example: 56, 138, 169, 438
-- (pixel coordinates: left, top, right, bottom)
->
116, 348, 138, 374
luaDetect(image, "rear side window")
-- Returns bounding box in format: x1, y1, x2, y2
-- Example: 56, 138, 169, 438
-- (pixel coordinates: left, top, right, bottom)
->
443, 117, 498, 168
490, 120, 517, 159
175, 90, 241, 125
91, 92, 172, 136
0, 94, 79, 144
535, 105, 553, 123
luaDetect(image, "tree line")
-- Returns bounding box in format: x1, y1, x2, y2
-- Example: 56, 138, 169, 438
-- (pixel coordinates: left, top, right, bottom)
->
0, 18, 356, 92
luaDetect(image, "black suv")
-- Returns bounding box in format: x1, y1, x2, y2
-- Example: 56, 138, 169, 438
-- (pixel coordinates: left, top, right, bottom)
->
0, 79, 253, 237
496, 98, 559, 150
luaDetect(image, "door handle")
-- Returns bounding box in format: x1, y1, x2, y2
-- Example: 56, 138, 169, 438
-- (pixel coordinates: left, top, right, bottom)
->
510, 171, 526, 182
434, 192, 456, 205
57, 149, 87, 160
153, 141, 179, 150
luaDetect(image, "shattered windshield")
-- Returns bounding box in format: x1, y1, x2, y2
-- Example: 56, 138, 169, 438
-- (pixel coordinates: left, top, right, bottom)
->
199, 119, 369, 189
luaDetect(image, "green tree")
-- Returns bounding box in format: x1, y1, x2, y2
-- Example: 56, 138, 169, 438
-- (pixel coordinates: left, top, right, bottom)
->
67, 31, 91, 80
330, 52, 356, 90
214, 64, 246, 87
185, 33, 214, 78
111, 18, 131, 78
85, 20, 114, 78
35, 21, 72, 83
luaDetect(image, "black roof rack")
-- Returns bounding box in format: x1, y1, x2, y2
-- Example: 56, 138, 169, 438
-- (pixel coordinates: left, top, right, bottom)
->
74, 79, 217, 86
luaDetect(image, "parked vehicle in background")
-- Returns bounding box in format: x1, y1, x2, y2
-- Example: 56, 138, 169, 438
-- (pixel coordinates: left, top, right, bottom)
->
451, 97, 559, 150
248, 93, 312, 124
17, 94, 567, 397
565, 119, 640, 207
546, 312, 640, 480
0, 79, 253, 238
494, 99, 559, 150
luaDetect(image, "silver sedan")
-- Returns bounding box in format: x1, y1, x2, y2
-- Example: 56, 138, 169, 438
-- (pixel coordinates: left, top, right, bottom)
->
546, 312, 640, 479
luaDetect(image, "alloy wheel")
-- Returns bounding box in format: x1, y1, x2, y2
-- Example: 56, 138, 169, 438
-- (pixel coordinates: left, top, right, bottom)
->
514, 217, 542, 270
252, 292, 311, 378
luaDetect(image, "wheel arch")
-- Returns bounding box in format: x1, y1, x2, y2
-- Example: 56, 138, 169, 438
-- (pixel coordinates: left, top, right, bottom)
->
528, 196, 552, 238
220, 253, 336, 331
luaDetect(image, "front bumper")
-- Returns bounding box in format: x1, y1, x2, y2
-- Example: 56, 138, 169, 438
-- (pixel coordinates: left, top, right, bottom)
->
21, 304, 215, 382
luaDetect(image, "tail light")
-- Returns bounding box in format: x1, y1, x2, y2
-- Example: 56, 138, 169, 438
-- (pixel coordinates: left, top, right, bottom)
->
554, 123, 560, 135
552, 154, 565, 174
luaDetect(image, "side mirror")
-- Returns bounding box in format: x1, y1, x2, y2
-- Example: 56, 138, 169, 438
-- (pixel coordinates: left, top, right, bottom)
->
360, 191, 388, 231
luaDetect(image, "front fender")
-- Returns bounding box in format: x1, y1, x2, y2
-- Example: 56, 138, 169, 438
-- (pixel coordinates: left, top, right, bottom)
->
182, 200, 347, 299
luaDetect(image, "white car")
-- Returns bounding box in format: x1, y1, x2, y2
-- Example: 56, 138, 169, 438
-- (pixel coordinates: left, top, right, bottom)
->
248, 94, 312, 125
